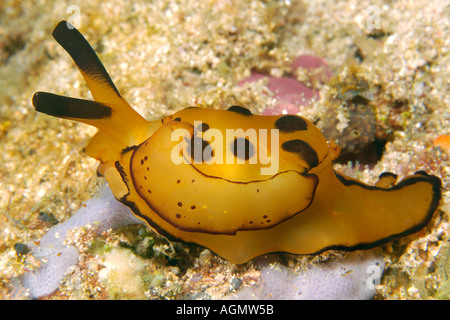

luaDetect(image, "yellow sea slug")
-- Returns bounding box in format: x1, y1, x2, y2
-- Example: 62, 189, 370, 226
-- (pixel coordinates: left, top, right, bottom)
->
32, 21, 442, 264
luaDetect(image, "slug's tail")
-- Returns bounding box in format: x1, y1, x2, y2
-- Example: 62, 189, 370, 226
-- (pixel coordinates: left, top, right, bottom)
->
32, 20, 149, 146
329, 170, 442, 250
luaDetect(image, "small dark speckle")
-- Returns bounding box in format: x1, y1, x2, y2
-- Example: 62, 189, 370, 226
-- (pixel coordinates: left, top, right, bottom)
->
177, 179, 181, 184
38, 211, 59, 225
176, 213, 181, 219
191, 205, 196, 210
191, 179, 195, 183
147, 189, 152, 194
177, 202, 182, 207
14, 243, 30, 256
231, 277, 243, 290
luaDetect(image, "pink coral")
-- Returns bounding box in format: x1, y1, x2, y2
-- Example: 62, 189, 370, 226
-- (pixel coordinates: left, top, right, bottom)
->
239, 55, 330, 115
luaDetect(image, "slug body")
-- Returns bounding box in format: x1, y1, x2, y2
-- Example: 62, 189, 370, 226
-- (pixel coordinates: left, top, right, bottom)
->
33, 21, 442, 264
